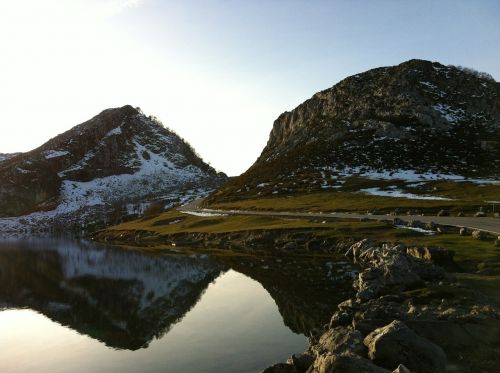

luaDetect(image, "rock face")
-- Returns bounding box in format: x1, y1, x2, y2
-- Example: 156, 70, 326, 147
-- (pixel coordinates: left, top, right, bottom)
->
363, 320, 446, 373
0, 105, 226, 233
207, 59, 500, 203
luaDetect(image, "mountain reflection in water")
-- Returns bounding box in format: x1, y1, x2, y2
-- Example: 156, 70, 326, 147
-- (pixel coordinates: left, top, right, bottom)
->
0, 239, 355, 373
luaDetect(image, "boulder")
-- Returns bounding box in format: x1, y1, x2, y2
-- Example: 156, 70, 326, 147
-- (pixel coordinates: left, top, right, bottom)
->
392, 364, 412, 373
472, 230, 486, 240
474, 211, 486, 217
459, 227, 468, 236
456, 211, 464, 217
363, 320, 446, 373
345, 239, 375, 258
310, 353, 390, 373
393, 218, 405, 225
425, 221, 436, 230
286, 353, 314, 372
316, 326, 365, 355
494, 239, 500, 248
406, 246, 454, 266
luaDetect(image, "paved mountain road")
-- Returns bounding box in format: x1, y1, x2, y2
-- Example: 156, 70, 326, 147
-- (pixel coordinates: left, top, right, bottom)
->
179, 203, 500, 235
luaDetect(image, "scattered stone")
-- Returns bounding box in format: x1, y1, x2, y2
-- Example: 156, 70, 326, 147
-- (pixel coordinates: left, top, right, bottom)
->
363, 320, 446, 373
494, 239, 500, 248
494, 213, 500, 218
459, 227, 468, 236
456, 211, 464, 217
437, 210, 448, 217
472, 230, 486, 240
474, 211, 486, 217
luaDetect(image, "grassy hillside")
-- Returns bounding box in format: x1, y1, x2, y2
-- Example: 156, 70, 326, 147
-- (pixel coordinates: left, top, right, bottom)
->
206, 180, 500, 215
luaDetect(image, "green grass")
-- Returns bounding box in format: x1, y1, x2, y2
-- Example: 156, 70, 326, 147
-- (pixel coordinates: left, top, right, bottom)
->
106, 209, 392, 236
206, 180, 500, 215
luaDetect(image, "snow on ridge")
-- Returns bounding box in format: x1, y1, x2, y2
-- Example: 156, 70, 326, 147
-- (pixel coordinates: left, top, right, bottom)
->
105, 126, 122, 137
44, 150, 70, 159
360, 187, 452, 201
432, 103, 466, 124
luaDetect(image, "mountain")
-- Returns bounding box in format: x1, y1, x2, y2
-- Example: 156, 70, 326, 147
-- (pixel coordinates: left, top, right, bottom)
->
0, 105, 226, 233
207, 59, 499, 204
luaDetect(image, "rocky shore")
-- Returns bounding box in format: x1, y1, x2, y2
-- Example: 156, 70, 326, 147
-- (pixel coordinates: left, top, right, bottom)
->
261, 239, 500, 373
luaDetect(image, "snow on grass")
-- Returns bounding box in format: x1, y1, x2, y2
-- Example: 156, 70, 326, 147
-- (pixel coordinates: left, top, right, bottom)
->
321, 166, 466, 182
44, 150, 69, 159
394, 225, 436, 235
181, 211, 228, 217
360, 187, 452, 201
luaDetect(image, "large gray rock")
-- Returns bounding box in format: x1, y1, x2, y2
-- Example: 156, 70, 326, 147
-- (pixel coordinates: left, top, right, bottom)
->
406, 246, 454, 266
315, 326, 364, 355
309, 353, 390, 373
472, 230, 486, 240
363, 320, 446, 373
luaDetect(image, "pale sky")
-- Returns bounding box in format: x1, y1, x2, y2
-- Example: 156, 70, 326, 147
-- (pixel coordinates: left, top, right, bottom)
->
1, 0, 499, 176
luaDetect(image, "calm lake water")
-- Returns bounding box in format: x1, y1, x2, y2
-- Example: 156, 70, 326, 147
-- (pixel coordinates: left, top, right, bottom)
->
0, 239, 354, 373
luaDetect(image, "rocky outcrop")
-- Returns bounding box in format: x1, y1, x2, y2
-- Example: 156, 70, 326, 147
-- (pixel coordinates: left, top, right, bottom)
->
207, 60, 500, 204
262, 239, 500, 373
0, 105, 227, 234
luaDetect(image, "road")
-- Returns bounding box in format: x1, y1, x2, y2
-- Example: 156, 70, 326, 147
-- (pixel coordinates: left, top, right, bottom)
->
179, 202, 500, 235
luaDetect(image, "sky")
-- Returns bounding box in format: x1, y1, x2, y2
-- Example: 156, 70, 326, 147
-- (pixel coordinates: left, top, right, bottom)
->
0, 0, 499, 176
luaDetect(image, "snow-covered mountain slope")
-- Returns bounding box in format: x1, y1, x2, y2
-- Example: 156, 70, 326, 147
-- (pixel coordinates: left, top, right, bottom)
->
207, 60, 500, 203
0, 239, 222, 349
0, 105, 227, 234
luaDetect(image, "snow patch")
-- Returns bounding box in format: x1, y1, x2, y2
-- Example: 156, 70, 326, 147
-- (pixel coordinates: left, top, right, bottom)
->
360, 187, 452, 200
105, 126, 122, 137
44, 150, 69, 159
395, 225, 436, 235
181, 211, 228, 217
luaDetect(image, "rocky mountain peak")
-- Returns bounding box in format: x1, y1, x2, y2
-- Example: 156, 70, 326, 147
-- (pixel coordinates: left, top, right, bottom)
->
0, 106, 227, 233
209, 59, 499, 203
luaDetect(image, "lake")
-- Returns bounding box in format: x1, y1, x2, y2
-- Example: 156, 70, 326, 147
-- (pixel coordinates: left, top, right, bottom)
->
0, 238, 355, 373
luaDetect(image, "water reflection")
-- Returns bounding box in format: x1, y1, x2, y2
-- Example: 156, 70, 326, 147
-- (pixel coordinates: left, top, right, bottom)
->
0, 239, 355, 372
0, 239, 222, 350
